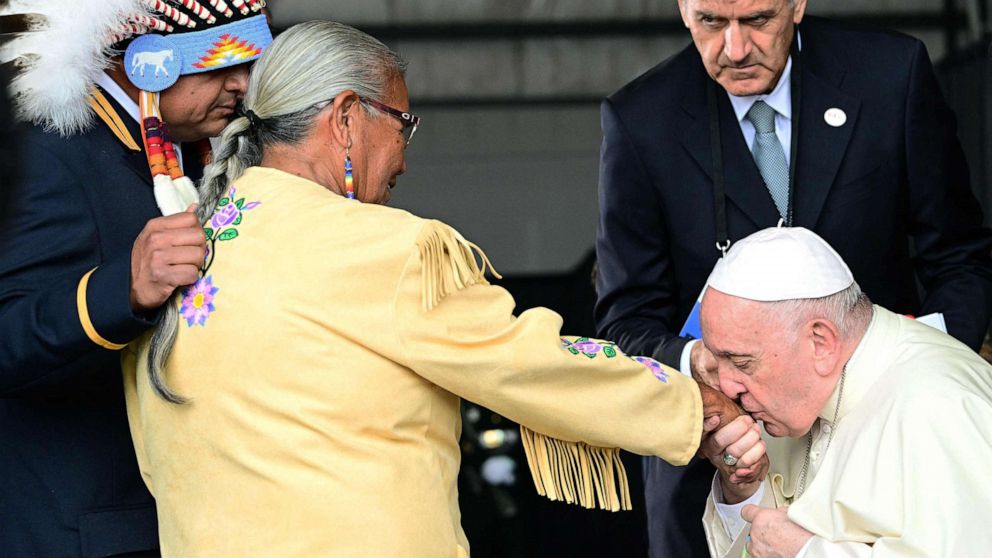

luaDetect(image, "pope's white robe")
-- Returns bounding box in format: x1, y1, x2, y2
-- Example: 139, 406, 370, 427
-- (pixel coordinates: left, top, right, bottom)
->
703, 305, 992, 557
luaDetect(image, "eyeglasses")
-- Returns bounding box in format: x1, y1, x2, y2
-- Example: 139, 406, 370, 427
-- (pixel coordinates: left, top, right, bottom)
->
312, 95, 422, 146
360, 97, 420, 146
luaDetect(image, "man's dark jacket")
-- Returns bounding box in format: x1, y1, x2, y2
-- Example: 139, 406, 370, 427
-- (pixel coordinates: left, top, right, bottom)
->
0, 92, 200, 557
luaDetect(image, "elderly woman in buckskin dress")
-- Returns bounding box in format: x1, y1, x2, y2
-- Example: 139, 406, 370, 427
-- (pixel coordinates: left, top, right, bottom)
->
123, 20, 749, 557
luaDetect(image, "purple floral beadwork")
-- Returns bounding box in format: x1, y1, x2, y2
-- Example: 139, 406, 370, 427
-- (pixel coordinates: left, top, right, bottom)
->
211, 203, 240, 228
209, 186, 261, 230
572, 340, 603, 354
560, 337, 619, 358
180, 276, 218, 327
185, 186, 262, 328
561, 337, 669, 382
634, 356, 669, 383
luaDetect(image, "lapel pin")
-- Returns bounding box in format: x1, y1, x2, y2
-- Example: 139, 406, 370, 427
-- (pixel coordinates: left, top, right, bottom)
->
824, 108, 847, 127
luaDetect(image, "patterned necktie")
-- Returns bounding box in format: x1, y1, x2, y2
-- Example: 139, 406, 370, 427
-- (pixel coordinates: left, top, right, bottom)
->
745, 100, 789, 219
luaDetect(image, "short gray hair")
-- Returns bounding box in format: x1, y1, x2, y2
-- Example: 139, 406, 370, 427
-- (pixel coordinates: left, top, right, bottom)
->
761, 282, 873, 341
145, 21, 407, 402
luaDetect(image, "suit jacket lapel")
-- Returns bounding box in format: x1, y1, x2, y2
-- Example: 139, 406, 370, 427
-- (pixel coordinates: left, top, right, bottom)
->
122, 148, 153, 187
678, 73, 713, 181
679, 61, 781, 231
120, 116, 152, 187
94, 87, 154, 187
792, 34, 861, 228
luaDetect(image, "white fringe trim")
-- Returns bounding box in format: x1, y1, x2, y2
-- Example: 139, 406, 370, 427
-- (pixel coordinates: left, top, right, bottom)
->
416, 220, 499, 311
521, 426, 632, 512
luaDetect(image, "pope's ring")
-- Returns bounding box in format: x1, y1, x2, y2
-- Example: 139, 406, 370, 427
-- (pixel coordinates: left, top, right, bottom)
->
722, 452, 739, 466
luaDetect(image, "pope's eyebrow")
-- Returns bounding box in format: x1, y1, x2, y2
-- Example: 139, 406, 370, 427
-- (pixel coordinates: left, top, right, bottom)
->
739, 9, 778, 22
715, 351, 754, 359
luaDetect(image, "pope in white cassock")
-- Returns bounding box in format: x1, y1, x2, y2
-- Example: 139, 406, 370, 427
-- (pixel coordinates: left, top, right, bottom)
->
695, 227, 992, 558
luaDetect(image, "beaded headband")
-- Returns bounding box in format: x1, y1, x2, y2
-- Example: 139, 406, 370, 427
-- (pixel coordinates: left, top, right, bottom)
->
123, 13, 270, 92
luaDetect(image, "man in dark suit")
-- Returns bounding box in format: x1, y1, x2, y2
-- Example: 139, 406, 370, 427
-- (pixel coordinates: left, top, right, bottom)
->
0, 3, 271, 556
594, 0, 992, 555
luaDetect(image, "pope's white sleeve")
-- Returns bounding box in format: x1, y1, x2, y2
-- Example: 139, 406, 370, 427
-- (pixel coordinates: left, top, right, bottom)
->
679, 339, 698, 377
712, 473, 765, 540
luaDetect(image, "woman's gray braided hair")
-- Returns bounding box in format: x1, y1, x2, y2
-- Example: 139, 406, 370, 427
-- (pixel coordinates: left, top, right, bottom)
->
146, 20, 407, 402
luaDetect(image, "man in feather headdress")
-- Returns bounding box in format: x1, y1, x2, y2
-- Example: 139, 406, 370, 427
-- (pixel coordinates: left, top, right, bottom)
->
0, 1, 271, 556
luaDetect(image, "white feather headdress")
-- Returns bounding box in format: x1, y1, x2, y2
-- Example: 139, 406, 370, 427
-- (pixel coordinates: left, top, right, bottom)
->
0, 0, 150, 136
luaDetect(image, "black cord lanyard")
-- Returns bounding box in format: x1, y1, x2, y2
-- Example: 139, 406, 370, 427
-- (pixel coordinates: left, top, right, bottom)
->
707, 33, 802, 256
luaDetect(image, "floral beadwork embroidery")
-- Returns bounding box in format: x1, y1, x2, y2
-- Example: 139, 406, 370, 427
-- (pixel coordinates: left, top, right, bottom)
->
180, 185, 260, 328
560, 336, 669, 383
634, 356, 669, 383
561, 337, 619, 359
203, 186, 261, 246
180, 276, 218, 327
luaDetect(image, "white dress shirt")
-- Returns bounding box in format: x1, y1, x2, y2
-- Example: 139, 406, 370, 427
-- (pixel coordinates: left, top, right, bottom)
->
95, 72, 140, 124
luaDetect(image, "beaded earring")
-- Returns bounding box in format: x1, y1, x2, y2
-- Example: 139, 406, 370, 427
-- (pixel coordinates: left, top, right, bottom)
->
344, 141, 355, 200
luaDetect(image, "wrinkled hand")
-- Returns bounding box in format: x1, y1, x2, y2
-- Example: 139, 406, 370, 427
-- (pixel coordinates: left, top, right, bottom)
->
742, 505, 813, 558
700, 414, 769, 503
690, 341, 720, 389
130, 205, 206, 312
699, 381, 742, 429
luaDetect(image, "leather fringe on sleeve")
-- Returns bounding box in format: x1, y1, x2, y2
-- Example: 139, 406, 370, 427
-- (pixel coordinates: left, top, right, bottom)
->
520, 426, 632, 512
415, 220, 631, 512
417, 220, 500, 311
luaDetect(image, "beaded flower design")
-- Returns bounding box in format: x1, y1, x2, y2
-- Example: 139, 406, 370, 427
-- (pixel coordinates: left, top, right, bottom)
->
633, 356, 670, 383
204, 185, 261, 243
562, 337, 619, 358
560, 337, 669, 383
180, 275, 218, 326
179, 185, 260, 327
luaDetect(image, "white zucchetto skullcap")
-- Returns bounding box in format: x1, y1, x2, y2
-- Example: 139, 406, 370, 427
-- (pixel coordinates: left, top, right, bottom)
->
706, 227, 854, 302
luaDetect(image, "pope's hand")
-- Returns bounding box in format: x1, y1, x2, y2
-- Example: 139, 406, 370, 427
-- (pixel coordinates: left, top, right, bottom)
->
700, 413, 768, 503
742, 505, 813, 558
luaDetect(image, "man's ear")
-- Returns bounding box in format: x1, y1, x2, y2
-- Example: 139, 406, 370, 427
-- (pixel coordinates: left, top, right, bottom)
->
809, 318, 841, 377
793, 0, 809, 24
677, 0, 691, 29
327, 90, 360, 149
